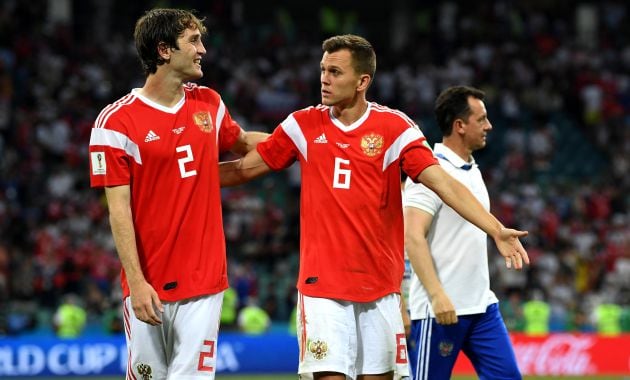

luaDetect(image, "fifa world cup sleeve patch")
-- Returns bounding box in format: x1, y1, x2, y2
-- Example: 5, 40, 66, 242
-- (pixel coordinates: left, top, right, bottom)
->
91, 152, 107, 175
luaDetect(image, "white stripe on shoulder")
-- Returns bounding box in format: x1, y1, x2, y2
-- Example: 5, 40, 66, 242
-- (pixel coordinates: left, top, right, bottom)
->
216, 99, 226, 144
94, 94, 136, 129
89, 128, 142, 165
370, 103, 418, 128
280, 114, 307, 161
382, 127, 423, 171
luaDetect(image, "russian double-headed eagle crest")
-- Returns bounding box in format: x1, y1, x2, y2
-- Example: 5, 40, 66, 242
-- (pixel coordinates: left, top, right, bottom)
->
361, 133, 384, 157
136, 363, 153, 380
438, 340, 454, 357
308, 339, 329, 360
193, 111, 213, 133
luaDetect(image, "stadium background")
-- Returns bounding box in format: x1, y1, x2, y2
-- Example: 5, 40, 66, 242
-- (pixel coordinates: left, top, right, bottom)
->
0, 0, 628, 378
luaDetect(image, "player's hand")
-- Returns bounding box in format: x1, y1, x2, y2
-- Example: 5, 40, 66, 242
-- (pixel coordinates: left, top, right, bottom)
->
495, 227, 529, 269
431, 290, 457, 325
130, 281, 164, 325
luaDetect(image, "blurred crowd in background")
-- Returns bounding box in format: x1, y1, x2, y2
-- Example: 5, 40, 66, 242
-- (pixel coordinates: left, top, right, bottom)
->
0, 0, 628, 338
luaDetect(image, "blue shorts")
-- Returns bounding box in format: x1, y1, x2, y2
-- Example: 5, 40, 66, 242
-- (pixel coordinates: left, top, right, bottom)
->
408, 303, 521, 380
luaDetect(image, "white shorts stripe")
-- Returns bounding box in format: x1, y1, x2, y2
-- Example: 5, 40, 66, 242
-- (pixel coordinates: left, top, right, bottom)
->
423, 319, 432, 380
417, 317, 426, 380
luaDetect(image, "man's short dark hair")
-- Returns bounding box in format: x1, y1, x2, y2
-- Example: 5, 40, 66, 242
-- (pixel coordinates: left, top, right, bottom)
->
134, 8, 206, 76
434, 86, 485, 136
322, 34, 376, 80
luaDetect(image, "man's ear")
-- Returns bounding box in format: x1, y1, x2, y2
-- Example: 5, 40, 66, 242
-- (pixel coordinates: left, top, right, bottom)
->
357, 74, 371, 92
158, 42, 171, 60
454, 119, 466, 134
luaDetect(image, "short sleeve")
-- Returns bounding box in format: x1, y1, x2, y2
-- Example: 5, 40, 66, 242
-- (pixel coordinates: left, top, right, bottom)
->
217, 105, 242, 152
400, 138, 438, 181
89, 123, 133, 188
257, 123, 299, 171
403, 176, 441, 216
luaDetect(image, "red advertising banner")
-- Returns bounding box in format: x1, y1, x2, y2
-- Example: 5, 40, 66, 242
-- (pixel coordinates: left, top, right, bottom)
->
453, 333, 630, 376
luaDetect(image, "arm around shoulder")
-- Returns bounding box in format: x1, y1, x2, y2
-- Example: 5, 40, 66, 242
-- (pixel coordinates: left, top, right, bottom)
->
230, 129, 270, 156
219, 148, 272, 187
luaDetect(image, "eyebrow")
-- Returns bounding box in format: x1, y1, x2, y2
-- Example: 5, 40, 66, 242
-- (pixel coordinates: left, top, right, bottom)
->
321, 62, 342, 71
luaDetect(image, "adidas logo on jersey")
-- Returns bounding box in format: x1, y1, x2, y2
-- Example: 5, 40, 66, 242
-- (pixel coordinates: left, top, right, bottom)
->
144, 130, 160, 142
314, 133, 328, 144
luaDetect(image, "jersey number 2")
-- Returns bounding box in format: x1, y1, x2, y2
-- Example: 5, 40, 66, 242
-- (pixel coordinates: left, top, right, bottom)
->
333, 157, 351, 189
176, 145, 198, 178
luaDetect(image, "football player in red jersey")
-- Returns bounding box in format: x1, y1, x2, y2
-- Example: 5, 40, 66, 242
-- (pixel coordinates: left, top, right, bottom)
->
220, 34, 528, 380
89, 8, 267, 380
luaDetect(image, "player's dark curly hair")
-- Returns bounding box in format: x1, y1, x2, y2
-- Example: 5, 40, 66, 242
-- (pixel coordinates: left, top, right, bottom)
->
322, 34, 376, 82
434, 86, 485, 136
134, 8, 206, 76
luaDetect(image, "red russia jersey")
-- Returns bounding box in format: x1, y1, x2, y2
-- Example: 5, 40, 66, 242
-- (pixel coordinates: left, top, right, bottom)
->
257, 102, 437, 302
89, 84, 241, 301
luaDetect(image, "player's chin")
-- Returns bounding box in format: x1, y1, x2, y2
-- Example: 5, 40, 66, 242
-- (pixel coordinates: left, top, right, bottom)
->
189, 69, 203, 80
320, 96, 334, 106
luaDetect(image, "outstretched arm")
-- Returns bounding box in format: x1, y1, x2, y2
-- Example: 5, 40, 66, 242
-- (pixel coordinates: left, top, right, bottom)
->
404, 206, 458, 324
219, 148, 273, 187
105, 185, 163, 325
229, 130, 270, 156
219, 128, 273, 187
416, 165, 529, 269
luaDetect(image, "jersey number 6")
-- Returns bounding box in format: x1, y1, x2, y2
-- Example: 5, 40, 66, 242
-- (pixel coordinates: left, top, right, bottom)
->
333, 157, 351, 189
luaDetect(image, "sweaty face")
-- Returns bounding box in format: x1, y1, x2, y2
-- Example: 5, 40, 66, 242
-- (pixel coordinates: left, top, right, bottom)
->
320, 49, 362, 107
462, 97, 492, 150
170, 27, 206, 81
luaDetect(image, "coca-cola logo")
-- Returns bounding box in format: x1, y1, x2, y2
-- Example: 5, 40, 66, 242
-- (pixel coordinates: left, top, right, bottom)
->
515, 334, 596, 375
